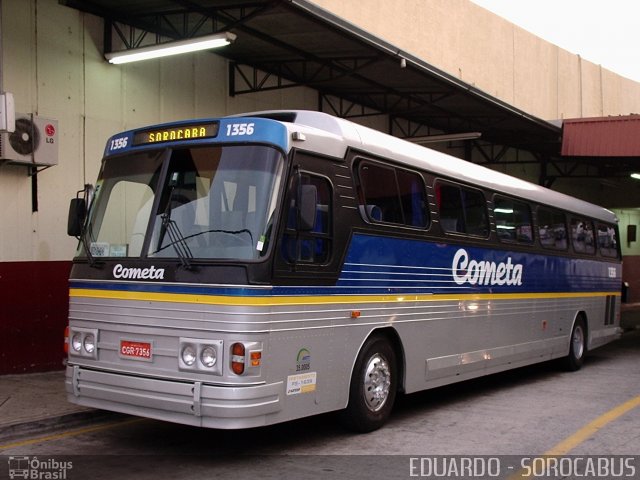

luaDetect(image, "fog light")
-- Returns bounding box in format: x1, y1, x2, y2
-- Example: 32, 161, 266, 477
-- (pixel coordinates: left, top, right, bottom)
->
83, 333, 96, 354
71, 333, 82, 352
182, 345, 197, 366
201, 346, 217, 368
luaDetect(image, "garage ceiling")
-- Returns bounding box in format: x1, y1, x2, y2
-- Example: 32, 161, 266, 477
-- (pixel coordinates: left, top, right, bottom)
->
58, 0, 640, 189
59, 0, 562, 152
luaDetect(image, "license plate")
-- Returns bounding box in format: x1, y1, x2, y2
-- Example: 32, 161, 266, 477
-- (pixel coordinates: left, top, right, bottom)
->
120, 340, 153, 361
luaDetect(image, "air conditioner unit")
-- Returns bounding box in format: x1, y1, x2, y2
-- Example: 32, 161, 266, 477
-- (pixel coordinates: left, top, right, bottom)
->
0, 113, 58, 167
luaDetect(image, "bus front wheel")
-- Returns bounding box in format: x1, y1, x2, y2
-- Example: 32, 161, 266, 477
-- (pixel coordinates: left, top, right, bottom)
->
340, 334, 397, 433
563, 318, 587, 371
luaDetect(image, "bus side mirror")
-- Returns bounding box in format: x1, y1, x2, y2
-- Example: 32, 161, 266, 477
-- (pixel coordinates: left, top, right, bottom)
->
67, 198, 86, 237
298, 184, 317, 231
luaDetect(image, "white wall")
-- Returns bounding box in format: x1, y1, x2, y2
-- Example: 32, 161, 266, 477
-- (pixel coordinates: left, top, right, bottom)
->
0, 0, 317, 263
312, 0, 640, 121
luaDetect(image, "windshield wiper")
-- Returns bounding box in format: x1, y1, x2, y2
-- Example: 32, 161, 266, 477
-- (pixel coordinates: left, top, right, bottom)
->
81, 223, 102, 268
158, 212, 193, 269
183, 228, 253, 243
150, 227, 254, 261
153, 180, 193, 269
82, 231, 96, 266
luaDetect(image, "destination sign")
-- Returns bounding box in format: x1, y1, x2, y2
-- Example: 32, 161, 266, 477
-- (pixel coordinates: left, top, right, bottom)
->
133, 122, 219, 145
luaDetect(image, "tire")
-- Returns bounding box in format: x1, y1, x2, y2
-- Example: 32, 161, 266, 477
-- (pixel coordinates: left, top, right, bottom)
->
563, 318, 587, 371
340, 334, 397, 433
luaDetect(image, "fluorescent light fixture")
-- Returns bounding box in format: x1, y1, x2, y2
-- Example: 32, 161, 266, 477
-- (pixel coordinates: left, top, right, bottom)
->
631, 173, 640, 180
494, 208, 514, 214
105, 32, 237, 65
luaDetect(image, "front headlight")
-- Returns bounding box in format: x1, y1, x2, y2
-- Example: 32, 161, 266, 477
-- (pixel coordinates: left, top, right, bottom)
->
83, 333, 96, 354
201, 346, 217, 368
181, 345, 197, 366
68, 327, 99, 359
178, 338, 223, 374
71, 333, 82, 352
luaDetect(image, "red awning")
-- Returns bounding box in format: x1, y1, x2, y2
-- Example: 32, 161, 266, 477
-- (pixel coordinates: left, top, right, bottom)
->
562, 115, 640, 157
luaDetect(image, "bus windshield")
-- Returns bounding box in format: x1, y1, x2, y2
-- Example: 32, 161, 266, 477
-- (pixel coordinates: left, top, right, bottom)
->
80, 145, 285, 262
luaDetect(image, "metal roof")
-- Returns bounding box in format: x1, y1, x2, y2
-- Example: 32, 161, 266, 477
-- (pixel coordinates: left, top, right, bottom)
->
271, 111, 616, 222
562, 115, 640, 157
59, 0, 561, 154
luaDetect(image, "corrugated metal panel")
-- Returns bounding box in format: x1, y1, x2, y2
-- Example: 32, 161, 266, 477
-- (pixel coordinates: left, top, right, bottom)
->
562, 115, 640, 157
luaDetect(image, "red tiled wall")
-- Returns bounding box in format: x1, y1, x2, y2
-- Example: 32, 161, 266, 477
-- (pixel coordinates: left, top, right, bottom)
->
0, 261, 71, 374
622, 255, 640, 304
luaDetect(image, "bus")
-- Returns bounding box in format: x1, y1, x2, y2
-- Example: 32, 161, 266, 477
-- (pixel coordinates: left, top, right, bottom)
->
65, 110, 621, 432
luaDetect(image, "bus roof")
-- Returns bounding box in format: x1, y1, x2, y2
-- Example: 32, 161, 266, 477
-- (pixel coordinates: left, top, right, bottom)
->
236, 110, 617, 224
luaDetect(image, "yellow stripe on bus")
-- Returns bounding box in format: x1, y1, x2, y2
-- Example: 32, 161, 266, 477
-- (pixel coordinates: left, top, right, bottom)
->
69, 288, 620, 307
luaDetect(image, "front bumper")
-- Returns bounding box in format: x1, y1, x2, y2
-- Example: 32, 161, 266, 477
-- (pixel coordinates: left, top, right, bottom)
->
65, 365, 283, 429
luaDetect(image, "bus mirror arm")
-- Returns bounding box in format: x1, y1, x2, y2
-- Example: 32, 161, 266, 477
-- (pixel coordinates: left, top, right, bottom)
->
67, 184, 94, 237
68, 184, 101, 268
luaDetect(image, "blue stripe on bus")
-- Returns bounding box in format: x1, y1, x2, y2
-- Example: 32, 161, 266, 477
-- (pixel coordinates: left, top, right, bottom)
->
339, 234, 620, 294
70, 234, 621, 297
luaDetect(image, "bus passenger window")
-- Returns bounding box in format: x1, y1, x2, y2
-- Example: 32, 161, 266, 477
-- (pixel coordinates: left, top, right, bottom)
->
570, 217, 595, 254
596, 223, 619, 258
397, 169, 429, 227
538, 208, 567, 250
437, 182, 488, 237
462, 189, 489, 237
357, 161, 428, 228
438, 184, 464, 233
494, 196, 533, 244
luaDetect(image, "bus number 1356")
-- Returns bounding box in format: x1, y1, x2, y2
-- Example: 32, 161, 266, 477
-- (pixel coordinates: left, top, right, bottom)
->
226, 122, 255, 136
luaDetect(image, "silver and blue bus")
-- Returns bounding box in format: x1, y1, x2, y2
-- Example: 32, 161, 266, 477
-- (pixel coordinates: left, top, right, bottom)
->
65, 110, 621, 432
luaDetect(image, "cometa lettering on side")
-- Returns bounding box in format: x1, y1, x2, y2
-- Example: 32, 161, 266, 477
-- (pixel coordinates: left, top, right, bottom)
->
452, 248, 523, 287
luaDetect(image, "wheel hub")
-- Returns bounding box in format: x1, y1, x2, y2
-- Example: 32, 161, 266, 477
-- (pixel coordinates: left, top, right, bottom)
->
363, 353, 391, 412
572, 325, 585, 359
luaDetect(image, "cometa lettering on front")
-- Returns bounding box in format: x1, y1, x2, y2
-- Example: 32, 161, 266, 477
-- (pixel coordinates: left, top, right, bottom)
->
113, 264, 165, 280
452, 248, 523, 287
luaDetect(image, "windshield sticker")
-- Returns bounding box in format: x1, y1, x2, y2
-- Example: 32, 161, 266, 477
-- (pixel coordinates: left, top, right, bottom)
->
89, 243, 128, 257
256, 234, 266, 252
109, 244, 128, 257
89, 242, 109, 257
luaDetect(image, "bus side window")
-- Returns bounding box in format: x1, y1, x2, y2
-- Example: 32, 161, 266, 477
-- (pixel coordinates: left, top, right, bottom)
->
462, 188, 489, 237
494, 195, 534, 244
570, 217, 595, 254
436, 182, 488, 237
282, 173, 332, 264
538, 207, 567, 250
357, 160, 429, 228
596, 223, 619, 258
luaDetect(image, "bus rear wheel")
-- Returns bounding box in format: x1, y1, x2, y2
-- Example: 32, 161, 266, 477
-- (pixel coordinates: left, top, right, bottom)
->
340, 334, 397, 433
563, 318, 587, 371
